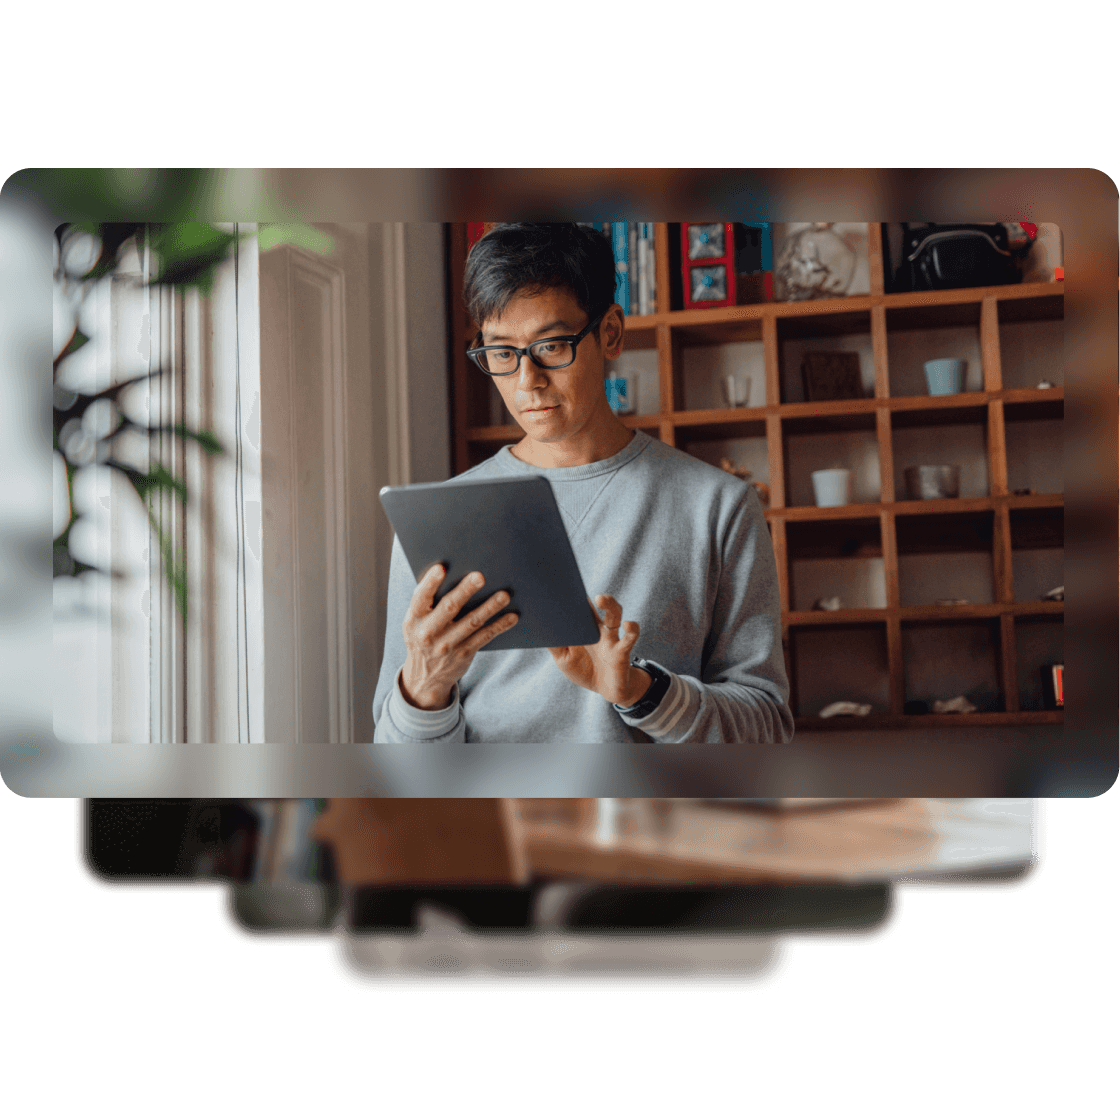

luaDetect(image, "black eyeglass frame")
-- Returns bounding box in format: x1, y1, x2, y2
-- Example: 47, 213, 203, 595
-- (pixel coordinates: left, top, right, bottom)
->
466, 309, 608, 376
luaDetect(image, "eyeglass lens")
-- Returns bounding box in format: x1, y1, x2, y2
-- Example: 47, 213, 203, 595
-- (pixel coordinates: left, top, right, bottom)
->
478, 339, 575, 375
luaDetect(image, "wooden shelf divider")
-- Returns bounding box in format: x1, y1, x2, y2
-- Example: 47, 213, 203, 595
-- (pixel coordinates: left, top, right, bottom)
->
765, 413, 786, 510
770, 517, 790, 614
867, 222, 886, 299
980, 296, 1003, 392
871, 303, 890, 399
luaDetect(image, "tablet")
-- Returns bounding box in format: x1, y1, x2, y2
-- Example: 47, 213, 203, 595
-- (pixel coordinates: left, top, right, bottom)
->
379, 475, 601, 651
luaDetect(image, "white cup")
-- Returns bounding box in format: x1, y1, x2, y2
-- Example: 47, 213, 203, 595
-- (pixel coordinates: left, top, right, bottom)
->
811, 468, 852, 508
721, 371, 751, 408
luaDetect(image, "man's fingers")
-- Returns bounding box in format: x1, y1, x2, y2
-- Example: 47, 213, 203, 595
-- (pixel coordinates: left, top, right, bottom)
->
440, 570, 487, 619
618, 620, 640, 654
594, 594, 623, 631
408, 563, 446, 617
444, 588, 511, 648
467, 610, 519, 654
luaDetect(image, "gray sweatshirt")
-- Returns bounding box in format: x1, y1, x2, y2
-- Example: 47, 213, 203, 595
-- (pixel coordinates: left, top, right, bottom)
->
372, 430, 794, 743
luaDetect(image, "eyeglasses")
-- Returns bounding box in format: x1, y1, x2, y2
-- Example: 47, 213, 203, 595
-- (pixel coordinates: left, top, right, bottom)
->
466, 310, 606, 376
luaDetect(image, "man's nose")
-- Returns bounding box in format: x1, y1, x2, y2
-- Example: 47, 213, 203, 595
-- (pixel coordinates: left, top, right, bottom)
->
515, 352, 548, 390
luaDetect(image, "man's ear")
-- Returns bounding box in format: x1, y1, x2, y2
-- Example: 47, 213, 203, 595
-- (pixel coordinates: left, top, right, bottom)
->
601, 304, 625, 360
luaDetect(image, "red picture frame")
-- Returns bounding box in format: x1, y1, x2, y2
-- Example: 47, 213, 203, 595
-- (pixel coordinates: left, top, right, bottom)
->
681, 222, 737, 309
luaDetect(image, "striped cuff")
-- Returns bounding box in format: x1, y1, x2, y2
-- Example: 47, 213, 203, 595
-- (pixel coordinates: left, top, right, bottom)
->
387, 670, 461, 739
616, 665, 696, 740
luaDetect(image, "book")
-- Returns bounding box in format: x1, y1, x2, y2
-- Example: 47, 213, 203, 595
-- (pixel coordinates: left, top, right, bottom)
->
637, 222, 655, 315
611, 222, 630, 313
628, 223, 639, 314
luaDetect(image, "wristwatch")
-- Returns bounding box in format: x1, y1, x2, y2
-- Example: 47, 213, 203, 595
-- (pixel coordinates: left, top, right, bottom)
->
614, 657, 672, 721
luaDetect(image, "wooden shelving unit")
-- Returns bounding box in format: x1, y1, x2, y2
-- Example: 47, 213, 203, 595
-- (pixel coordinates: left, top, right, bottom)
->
445, 224, 1064, 732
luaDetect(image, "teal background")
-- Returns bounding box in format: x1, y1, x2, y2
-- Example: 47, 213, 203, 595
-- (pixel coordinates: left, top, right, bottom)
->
4, 2, 1115, 1111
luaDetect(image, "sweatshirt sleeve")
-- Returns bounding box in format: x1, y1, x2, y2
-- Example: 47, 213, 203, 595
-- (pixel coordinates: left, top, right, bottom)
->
618, 485, 795, 744
371, 536, 468, 743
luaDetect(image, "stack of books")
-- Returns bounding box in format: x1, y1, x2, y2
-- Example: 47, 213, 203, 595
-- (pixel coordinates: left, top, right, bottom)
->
599, 222, 657, 316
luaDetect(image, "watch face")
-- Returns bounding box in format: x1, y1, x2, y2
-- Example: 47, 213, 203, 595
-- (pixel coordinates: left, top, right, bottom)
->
618, 658, 671, 718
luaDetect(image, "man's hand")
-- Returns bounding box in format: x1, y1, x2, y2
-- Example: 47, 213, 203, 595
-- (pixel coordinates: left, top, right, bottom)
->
400, 565, 518, 710
548, 594, 650, 708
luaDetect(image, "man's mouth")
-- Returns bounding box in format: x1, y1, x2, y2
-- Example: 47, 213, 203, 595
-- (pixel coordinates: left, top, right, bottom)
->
523, 404, 557, 414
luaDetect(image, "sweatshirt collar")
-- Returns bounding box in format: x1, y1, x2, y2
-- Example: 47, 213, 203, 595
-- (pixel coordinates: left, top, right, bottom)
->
495, 430, 650, 482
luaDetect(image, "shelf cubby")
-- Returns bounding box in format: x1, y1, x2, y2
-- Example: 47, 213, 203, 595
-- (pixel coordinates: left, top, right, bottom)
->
884, 302, 984, 398
1010, 505, 1064, 603
890, 417, 992, 501
783, 420, 881, 509
678, 336, 767, 412
777, 310, 874, 404
788, 622, 891, 721
785, 515, 885, 613
998, 309, 1064, 389
676, 420, 769, 488
1004, 412, 1063, 496
902, 618, 1005, 714
895, 508, 996, 608
1014, 613, 1064, 712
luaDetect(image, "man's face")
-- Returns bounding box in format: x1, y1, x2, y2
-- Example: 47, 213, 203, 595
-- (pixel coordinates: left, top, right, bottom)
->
480, 287, 621, 446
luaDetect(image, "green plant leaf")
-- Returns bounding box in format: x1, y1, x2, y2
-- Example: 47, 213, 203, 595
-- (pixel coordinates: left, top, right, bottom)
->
56, 329, 90, 363
147, 507, 188, 622
120, 463, 188, 505
118, 462, 190, 620
168, 423, 224, 455
53, 542, 75, 577
147, 223, 239, 293
29, 171, 215, 223
258, 223, 335, 256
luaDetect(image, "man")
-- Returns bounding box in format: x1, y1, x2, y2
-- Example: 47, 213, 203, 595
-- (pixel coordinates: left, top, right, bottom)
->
372, 223, 793, 743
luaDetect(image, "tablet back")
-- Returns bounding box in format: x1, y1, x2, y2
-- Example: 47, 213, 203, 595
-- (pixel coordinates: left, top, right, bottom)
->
379, 475, 601, 651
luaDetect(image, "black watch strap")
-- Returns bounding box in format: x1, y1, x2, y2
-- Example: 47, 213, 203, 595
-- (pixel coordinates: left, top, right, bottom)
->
614, 658, 672, 721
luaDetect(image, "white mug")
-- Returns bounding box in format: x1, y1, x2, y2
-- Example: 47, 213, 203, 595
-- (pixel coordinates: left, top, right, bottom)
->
721, 371, 751, 409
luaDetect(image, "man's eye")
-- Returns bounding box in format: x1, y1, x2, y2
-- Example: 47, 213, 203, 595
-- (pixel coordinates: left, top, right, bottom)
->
492, 349, 515, 361
538, 341, 561, 353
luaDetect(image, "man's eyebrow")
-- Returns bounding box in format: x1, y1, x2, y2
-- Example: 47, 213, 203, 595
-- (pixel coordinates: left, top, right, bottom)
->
484, 319, 573, 343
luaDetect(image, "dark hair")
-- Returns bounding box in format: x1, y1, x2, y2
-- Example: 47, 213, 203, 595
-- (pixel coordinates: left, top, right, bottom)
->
463, 223, 617, 330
